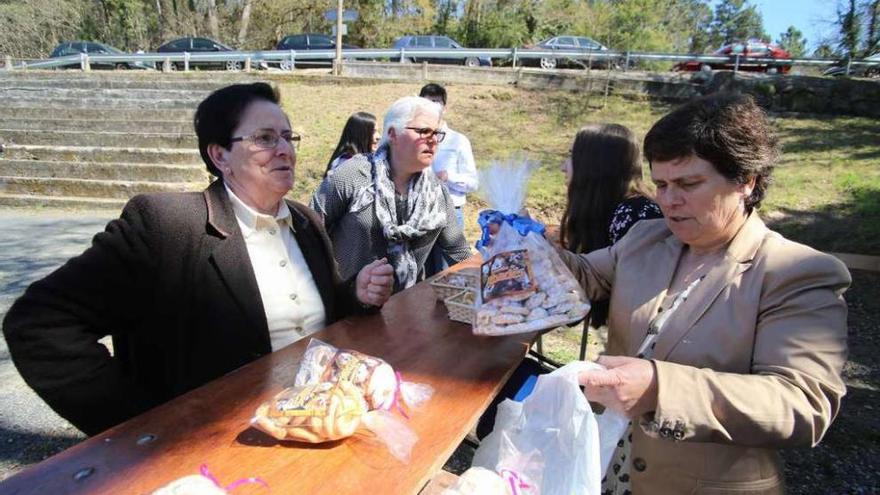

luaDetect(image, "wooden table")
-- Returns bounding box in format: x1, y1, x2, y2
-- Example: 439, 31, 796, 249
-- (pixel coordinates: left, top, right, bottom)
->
0, 269, 536, 495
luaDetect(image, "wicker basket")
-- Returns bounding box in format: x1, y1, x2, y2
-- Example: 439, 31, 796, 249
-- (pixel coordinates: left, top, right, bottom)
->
444, 290, 477, 325
429, 268, 479, 302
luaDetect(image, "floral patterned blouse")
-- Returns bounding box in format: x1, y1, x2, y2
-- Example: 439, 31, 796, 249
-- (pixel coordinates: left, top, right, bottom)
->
608, 196, 664, 244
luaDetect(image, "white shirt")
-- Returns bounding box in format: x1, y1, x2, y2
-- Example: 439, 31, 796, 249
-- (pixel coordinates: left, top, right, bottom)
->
225, 184, 326, 351
431, 127, 479, 207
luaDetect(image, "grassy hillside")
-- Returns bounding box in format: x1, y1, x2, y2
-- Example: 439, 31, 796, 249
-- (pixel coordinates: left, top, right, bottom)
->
278, 77, 880, 255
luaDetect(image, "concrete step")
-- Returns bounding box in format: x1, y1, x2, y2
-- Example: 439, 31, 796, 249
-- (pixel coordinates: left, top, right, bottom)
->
1, 129, 196, 148
0, 106, 193, 121
0, 86, 208, 102
2, 144, 201, 164
2, 118, 193, 134
2, 95, 199, 110
0, 78, 231, 91
0, 176, 204, 200
0, 159, 207, 182
0, 71, 263, 85
0, 192, 126, 210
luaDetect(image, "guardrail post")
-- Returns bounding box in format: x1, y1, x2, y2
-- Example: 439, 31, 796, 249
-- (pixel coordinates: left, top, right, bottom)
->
4, 55, 11, 70
81, 53, 91, 72
624, 51, 630, 72
400, 47, 406, 63
512, 47, 518, 68
288, 50, 296, 71
245, 56, 252, 72
163, 57, 172, 72
184, 52, 190, 72
734, 54, 740, 73
422, 61, 428, 80
845, 56, 852, 76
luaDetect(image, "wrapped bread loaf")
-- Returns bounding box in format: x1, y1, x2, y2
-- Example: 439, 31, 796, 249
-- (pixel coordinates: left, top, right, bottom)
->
471, 160, 590, 337
295, 339, 433, 413
251, 380, 368, 443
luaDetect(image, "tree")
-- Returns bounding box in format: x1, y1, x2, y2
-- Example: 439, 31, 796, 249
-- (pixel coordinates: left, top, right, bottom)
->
777, 25, 806, 57
708, 0, 768, 49
813, 42, 839, 58
837, 0, 861, 56
865, 0, 879, 55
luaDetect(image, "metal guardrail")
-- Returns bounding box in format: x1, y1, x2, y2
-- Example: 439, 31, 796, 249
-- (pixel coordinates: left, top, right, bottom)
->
3, 48, 878, 74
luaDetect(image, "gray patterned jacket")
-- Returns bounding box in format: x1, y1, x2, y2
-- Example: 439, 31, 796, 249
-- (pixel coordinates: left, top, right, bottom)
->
310, 153, 471, 287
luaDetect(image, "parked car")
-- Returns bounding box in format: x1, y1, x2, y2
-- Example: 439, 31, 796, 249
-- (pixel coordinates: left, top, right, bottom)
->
524, 35, 613, 70
49, 41, 150, 70
674, 39, 792, 74
157, 37, 253, 71
274, 33, 359, 68
391, 35, 491, 67
822, 53, 880, 78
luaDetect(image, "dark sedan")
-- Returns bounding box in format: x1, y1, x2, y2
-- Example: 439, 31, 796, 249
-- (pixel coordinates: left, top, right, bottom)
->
522, 36, 614, 70
157, 37, 254, 71
391, 35, 491, 67
275, 33, 359, 68
50, 41, 150, 70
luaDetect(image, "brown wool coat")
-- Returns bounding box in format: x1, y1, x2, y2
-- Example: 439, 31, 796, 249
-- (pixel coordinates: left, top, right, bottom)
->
3, 180, 359, 435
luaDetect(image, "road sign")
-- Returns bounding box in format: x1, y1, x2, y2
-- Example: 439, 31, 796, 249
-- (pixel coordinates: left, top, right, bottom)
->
331, 24, 348, 36
324, 9, 358, 22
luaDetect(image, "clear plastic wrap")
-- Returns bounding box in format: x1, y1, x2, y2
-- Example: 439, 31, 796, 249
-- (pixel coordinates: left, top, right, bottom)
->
250, 380, 417, 462
150, 465, 267, 495
472, 362, 629, 495
294, 339, 434, 413
472, 161, 590, 336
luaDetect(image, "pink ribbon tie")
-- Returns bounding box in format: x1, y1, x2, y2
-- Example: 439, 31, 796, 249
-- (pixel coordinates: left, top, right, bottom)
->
200, 464, 270, 493
500, 468, 530, 495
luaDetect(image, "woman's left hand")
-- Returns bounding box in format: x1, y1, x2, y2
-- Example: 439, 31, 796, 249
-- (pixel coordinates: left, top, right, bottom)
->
578, 355, 659, 418
355, 258, 394, 307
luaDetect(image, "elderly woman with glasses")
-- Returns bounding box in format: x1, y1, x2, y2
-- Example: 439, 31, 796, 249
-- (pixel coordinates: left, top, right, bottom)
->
311, 96, 471, 293
2, 83, 394, 436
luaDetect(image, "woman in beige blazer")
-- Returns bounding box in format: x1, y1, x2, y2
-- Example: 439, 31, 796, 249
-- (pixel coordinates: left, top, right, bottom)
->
559, 93, 851, 494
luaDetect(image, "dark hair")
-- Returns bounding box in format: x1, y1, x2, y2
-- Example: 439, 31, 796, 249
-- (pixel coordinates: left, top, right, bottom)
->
643, 93, 778, 212
560, 124, 653, 253
419, 83, 447, 106
325, 111, 377, 176
193, 82, 280, 178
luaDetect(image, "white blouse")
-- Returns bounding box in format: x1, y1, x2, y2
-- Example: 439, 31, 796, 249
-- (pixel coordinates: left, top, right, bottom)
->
225, 185, 326, 351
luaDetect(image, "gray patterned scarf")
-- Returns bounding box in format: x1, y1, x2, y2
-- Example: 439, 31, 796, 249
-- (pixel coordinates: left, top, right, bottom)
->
349, 147, 447, 290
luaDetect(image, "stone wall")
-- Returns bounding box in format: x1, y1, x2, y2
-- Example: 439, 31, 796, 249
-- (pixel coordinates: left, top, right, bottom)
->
339, 62, 880, 118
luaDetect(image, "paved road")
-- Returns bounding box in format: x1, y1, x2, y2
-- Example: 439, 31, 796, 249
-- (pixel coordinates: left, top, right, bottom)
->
0, 210, 115, 481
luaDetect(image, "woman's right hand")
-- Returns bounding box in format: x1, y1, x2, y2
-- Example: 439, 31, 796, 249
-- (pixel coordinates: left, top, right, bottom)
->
355, 258, 394, 307
578, 355, 658, 419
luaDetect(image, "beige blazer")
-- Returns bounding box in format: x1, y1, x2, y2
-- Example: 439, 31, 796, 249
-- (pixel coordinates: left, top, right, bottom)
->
558, 213, 850, 494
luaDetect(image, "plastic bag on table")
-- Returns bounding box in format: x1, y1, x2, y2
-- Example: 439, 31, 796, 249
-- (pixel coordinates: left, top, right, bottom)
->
472, 362, 629, 495
472, 160, 590, 336
251, 380, 417, 462
150, 465, 267, 495
294, 338, 433, 413
441, 466, 531, 495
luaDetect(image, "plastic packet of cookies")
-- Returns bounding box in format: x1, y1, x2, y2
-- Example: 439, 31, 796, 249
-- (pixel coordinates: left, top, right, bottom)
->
472, 160, 590, 336
150, 465, 267, 495
294, 339, 434, 414
251, 380, 417, 462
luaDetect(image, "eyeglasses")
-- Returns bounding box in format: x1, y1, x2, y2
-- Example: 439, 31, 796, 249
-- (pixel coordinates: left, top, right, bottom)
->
405, 126, 446, 143
230, 130, 301, 150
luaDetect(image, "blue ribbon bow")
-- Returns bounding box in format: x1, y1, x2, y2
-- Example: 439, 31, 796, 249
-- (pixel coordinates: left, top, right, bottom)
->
475, 209, 546, 251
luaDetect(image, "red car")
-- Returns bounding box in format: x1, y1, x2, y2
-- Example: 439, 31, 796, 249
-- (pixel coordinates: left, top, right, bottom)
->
675, 39, 792, 74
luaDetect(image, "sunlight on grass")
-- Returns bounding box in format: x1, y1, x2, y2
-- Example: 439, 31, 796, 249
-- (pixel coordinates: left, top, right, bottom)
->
275, 77, 879, 254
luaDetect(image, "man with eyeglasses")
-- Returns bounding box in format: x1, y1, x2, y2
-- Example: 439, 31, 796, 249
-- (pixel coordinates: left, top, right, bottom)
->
419, 83, 479, 276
